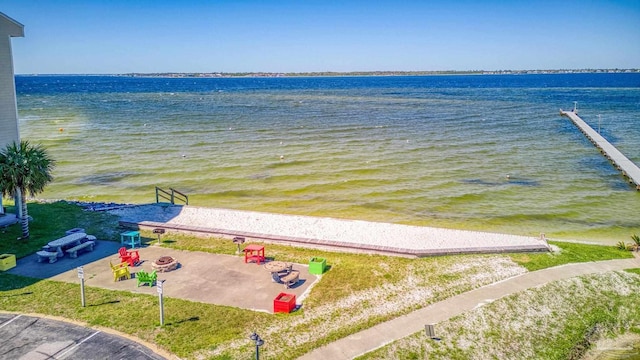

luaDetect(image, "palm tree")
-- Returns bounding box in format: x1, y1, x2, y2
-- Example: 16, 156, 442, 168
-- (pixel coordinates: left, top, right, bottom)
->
0, 140, 55, 239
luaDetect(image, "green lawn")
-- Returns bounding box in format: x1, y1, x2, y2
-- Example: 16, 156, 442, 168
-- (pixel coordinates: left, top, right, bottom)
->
0, 200, 636, 359
510, 240, 634, 271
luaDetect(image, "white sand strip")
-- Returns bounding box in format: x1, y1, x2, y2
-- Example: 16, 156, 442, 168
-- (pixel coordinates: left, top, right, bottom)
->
112, 205, 549, 256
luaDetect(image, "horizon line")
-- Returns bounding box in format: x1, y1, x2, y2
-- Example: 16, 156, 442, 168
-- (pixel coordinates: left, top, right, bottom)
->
15, 68, 640, 77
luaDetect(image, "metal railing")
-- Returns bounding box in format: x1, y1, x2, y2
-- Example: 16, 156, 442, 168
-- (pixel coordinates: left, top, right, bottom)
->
155, 187, 189, 205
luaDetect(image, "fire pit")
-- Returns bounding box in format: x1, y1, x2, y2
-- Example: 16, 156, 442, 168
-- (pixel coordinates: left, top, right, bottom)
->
151, 256, 178, 272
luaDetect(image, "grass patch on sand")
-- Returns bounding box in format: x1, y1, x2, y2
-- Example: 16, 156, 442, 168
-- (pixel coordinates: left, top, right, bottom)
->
358, 271, 640, 360
625, 268, 640, 277
0, 201, 636, 359
510, 241, 634, 272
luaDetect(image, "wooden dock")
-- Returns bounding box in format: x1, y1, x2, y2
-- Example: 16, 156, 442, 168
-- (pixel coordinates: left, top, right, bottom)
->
560, 109, 640, 190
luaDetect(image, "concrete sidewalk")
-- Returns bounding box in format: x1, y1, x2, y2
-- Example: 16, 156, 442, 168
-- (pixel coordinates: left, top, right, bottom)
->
299, 255, 640, 360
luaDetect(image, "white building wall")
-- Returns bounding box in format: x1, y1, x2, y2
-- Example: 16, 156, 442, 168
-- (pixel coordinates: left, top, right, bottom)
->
0, 36, 20, 148
0, 13, 24, 214
0, 13, 23, 149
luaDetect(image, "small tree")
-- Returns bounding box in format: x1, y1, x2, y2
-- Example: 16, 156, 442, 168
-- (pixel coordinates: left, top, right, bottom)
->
0, 140, 55, 239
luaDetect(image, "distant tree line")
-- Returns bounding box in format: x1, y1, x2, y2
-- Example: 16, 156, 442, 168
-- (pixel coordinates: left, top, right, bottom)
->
121, 68, 639, 78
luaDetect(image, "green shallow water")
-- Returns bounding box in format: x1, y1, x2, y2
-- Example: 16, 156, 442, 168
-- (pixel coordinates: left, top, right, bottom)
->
15, 75, 640, 245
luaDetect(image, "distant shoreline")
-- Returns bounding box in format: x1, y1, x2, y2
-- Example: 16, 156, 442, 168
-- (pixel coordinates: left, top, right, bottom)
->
16, 68, 640, 78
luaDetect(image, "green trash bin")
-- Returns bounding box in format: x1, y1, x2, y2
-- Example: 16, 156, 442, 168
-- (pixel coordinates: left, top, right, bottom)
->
309, 257, 326, 275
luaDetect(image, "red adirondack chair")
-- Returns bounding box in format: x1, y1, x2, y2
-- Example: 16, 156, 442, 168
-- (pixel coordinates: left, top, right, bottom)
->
118, 247, 140, 267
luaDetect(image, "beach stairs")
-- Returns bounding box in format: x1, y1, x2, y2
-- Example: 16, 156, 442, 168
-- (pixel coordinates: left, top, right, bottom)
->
155, 186, 189, 205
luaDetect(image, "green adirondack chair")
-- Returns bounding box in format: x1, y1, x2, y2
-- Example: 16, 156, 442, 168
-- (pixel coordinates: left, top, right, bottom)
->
136, 269, 157, 287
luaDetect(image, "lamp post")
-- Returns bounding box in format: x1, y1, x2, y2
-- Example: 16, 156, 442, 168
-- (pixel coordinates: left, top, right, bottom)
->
250, 332, 264, 360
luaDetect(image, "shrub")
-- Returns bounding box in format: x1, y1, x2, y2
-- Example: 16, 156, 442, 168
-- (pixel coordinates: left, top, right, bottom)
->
631, 234, 640, 247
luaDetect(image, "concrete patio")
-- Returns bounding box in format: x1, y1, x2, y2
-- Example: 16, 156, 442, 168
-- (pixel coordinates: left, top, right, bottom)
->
7, 240, 319, 313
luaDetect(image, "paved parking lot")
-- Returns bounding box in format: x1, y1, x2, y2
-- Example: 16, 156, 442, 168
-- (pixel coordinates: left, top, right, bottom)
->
0, 313, 167, 359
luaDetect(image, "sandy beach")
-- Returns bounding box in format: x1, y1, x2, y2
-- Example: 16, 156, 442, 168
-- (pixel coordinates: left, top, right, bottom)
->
110, 204, 550, 256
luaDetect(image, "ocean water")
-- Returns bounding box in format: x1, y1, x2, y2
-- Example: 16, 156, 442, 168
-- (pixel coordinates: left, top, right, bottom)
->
14, 74, 640, 243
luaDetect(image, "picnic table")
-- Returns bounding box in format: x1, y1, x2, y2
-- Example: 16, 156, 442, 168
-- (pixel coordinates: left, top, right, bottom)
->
263, 261, 290, 273
47, 232, 87, 258
264, 261, 292, 282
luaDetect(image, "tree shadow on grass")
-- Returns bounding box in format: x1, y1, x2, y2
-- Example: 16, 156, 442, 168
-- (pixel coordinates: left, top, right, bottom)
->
0, 273, 40, 291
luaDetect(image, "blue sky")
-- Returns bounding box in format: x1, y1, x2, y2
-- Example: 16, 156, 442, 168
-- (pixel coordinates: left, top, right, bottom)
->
2, 0, 639, 74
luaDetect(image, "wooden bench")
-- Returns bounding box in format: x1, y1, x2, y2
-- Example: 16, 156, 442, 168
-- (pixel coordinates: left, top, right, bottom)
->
36, 251, 58, 263
280, 270, 300, 289
65, 241, 95, 258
